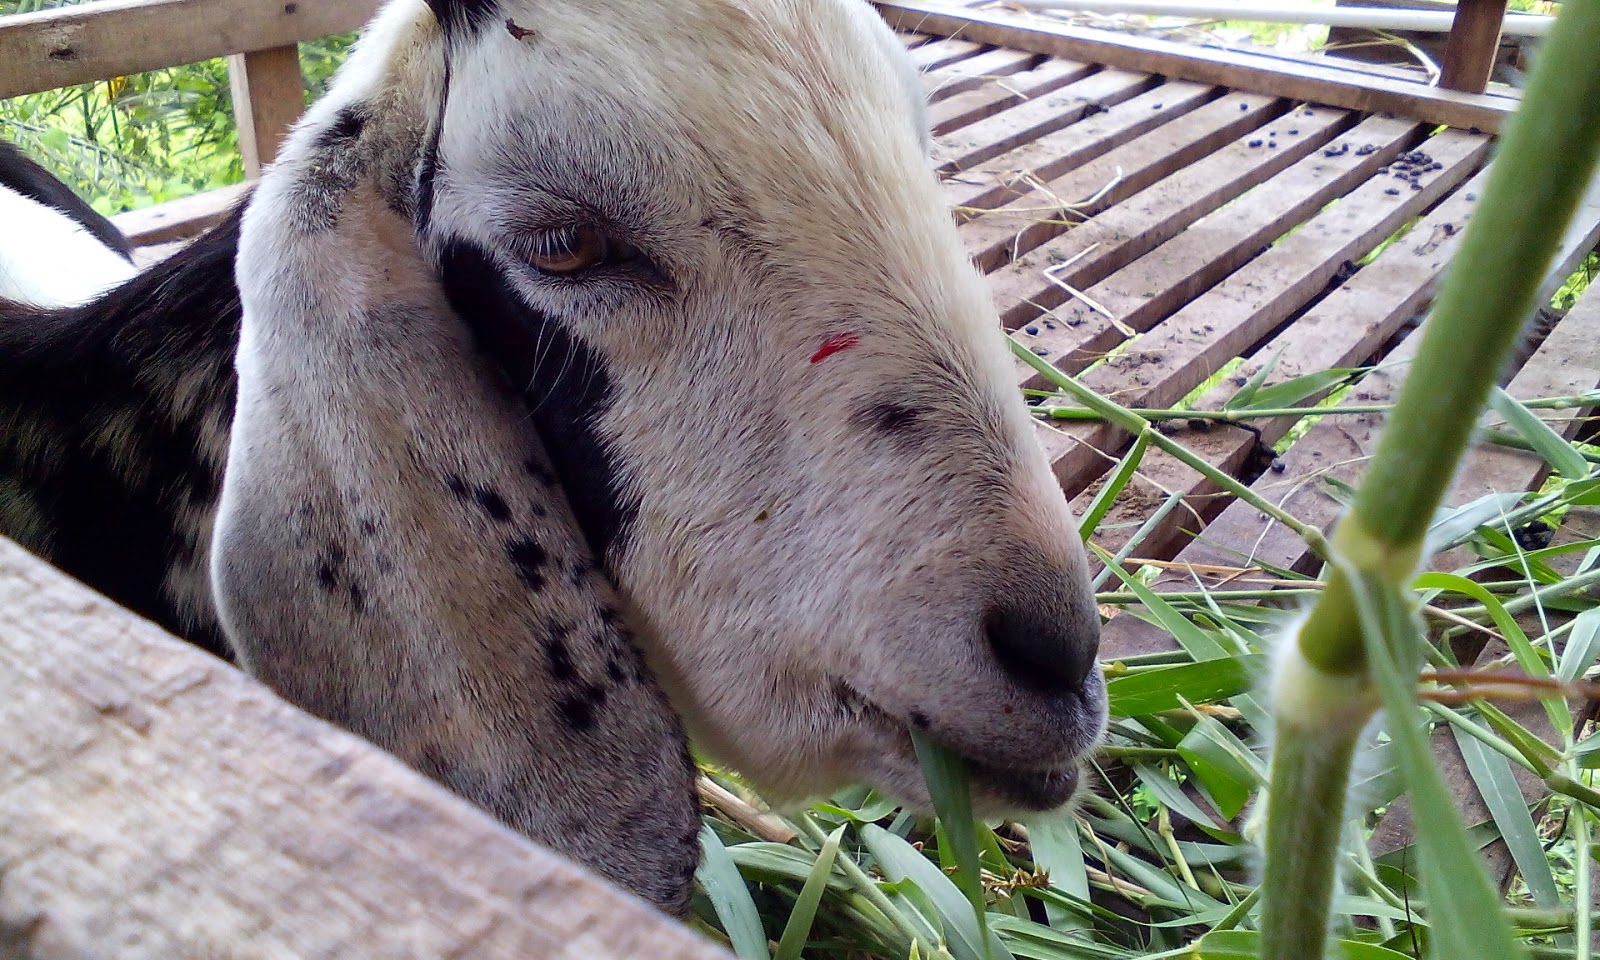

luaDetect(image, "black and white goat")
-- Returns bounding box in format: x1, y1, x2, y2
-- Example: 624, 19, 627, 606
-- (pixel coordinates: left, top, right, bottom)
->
0, 0, 1105, 913
0, 140, 136, 307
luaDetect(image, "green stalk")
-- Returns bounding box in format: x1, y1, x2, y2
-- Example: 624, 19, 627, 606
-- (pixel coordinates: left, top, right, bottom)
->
1258, 1, 1600, 956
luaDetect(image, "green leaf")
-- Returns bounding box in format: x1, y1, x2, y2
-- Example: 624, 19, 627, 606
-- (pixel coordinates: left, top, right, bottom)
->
911, 730, 997, 960
1559, 607, 1600, 682
1424, 492, 1525, 555
1177, 929, 1416, 959
729, 842, 850, 891
1222, 350, 1282, 410
1233, 367, 1362, 412
1078, 432, 1149, 541
774, 825, 845, 960
697, 825, 771, 960
1094, 546, 1230, 661
1353, 573, 1527, 960
1490, 387, 1591, 480
1176, 715, 1262, 820
1022, 814, 1091, 931
862, 824, 1015, 960
1452, 727, 1560, 908
1106, 656, 1267, 717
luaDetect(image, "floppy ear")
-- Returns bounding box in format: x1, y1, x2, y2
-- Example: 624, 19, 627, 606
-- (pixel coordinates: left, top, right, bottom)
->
210, 59, 700, 911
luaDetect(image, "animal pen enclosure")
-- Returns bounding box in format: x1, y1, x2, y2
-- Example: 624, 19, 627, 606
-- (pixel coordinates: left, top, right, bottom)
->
3, 0, 1598, 955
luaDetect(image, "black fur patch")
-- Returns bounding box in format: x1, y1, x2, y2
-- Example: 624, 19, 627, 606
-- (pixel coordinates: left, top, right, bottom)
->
0, 140, 134, 260
556, 683, 607, 732
506, 537, 549, 590
437, 238, 638, 562
853, 397, 927, 439
0, 208, 245, 659
425, 0, 500, 36
474, 486, 511, 522
313, 104, 369, 152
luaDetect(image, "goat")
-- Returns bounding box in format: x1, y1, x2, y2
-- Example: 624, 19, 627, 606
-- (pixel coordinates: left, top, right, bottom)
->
0, 140, 136, 307
0, 0, 1106, 913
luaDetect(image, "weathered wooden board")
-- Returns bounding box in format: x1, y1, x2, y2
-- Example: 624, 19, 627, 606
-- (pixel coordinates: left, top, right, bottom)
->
0, 538, 733, 960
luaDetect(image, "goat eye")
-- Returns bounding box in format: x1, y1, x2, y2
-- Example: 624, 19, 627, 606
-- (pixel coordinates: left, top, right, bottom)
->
526, 226, 632, 275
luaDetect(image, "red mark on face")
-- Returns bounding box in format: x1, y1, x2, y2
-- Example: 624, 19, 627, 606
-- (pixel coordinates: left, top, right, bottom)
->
810, 332, 860, 364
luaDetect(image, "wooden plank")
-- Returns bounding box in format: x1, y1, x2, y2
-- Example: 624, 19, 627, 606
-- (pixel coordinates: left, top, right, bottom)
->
0, 0, 379, 100
872, 0, 1519, 134
0, 538, 732, 960
942, 79, 1213, 214
1160, 177, 1600, 582
988, 104, 1357, 331
1036, 127, 1487, 507
112, 182, 251, 246
228, 45, 306, 177
922, 46, 1041, 103
1440, 0, 1509, 94
933, 67, 1157, 174
928, 57, 1097, 137
1019, 114, 1422, 394
908, 36, 988, 72
961, 91, 1283, 272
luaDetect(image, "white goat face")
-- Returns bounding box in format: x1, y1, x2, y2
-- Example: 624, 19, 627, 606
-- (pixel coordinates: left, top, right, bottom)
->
420, 0, 1105, 810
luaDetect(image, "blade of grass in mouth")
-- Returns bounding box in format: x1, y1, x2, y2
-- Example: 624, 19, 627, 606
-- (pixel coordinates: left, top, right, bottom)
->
910, 728, 994, 960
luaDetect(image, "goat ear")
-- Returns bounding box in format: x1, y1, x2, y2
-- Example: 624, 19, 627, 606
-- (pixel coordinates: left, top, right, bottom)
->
424, 0, 500, 35
215, 93, 700, 913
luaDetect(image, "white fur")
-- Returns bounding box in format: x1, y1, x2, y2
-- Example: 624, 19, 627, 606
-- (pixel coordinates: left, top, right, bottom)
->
0, 184, 135, 308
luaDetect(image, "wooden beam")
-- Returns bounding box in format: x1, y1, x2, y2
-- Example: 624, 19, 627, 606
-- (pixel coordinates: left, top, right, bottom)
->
0, 0, 380, 100
1440, 0, 1509, 94
228, 44, 306, 176
111, 182, 250, 246
872, 0, 1519, 133
0, 537, 733, 960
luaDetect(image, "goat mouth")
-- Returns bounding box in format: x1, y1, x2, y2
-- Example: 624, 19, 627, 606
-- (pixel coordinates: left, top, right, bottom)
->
834, 679, 1085, 813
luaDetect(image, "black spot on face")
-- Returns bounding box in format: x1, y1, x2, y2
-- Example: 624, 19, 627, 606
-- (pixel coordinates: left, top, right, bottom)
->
853, 398, 926, 439
507, 538, 548, 590
313, 104, 368, 152
438, 239, 637, 561
606, 658, 627, 684
910, 710, 931, 730
445, 474, 470, 499
348, 581, 366, 614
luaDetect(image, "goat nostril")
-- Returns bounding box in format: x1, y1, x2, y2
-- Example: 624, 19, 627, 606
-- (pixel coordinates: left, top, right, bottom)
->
983, 604, 1100, 697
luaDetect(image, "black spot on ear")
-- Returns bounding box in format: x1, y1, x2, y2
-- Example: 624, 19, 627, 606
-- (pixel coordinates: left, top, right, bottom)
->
546, 635, 577, 682
348, 581, 367, 614
315, 544, 344, 591
556, 683, 607, 732
474, 487, 512, 522
445, 474, 470, 499
853, 398, 926, 437
425, 0, 500, 36
506, 538, 548, 590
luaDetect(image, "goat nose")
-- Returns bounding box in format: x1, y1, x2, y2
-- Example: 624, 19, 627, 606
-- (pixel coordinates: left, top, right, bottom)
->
983, 603, 1100, 697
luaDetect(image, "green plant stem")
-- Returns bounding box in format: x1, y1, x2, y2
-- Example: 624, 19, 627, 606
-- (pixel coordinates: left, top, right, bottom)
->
1010, 342, 1331, 558
794, 814, 935, 958
1024, 396, 1600, 422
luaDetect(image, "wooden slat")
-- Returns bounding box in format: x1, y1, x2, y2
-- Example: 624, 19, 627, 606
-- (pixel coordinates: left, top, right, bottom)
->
228, 45, 306, 177
1440, 0, 1510, 94
0, 537, 732, 960
0, 0, 379, 100
908, 36, 988, 72
1035, 126, 1485, 504
113, 182, 250, 246
961, 91, 1282, 271
988, 104, 1356, 331
934, 67, 1157, 174
922, 46, 1041, 103
928, 57, 1097, 137
943, 80, 1211, 213
1152, 178, 1600, 583
872, 0, 1519, 134
1020, 114, 1420, 391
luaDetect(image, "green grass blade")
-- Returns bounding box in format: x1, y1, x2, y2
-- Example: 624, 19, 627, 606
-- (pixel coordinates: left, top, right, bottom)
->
1105, 655, 1266, 717
1353, 572, 1526, 960
1077, 432, 1150, 541
1452, 727, 1560, 908
1222, 349, 1282, 410
698, 824, 772, 960
774, 825, 846, 960
862, 822, 1014, 960
1559, 607, 1600, 682
1490, 387, 1592, 481
1023, 815, 1090, 930
910, 729, 1001, 960
1093, 546, 1229, 660
1232, 368, 1362, 411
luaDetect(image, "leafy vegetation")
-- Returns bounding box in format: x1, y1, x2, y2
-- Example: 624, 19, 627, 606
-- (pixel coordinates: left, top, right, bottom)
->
5, 2, 1600, 959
